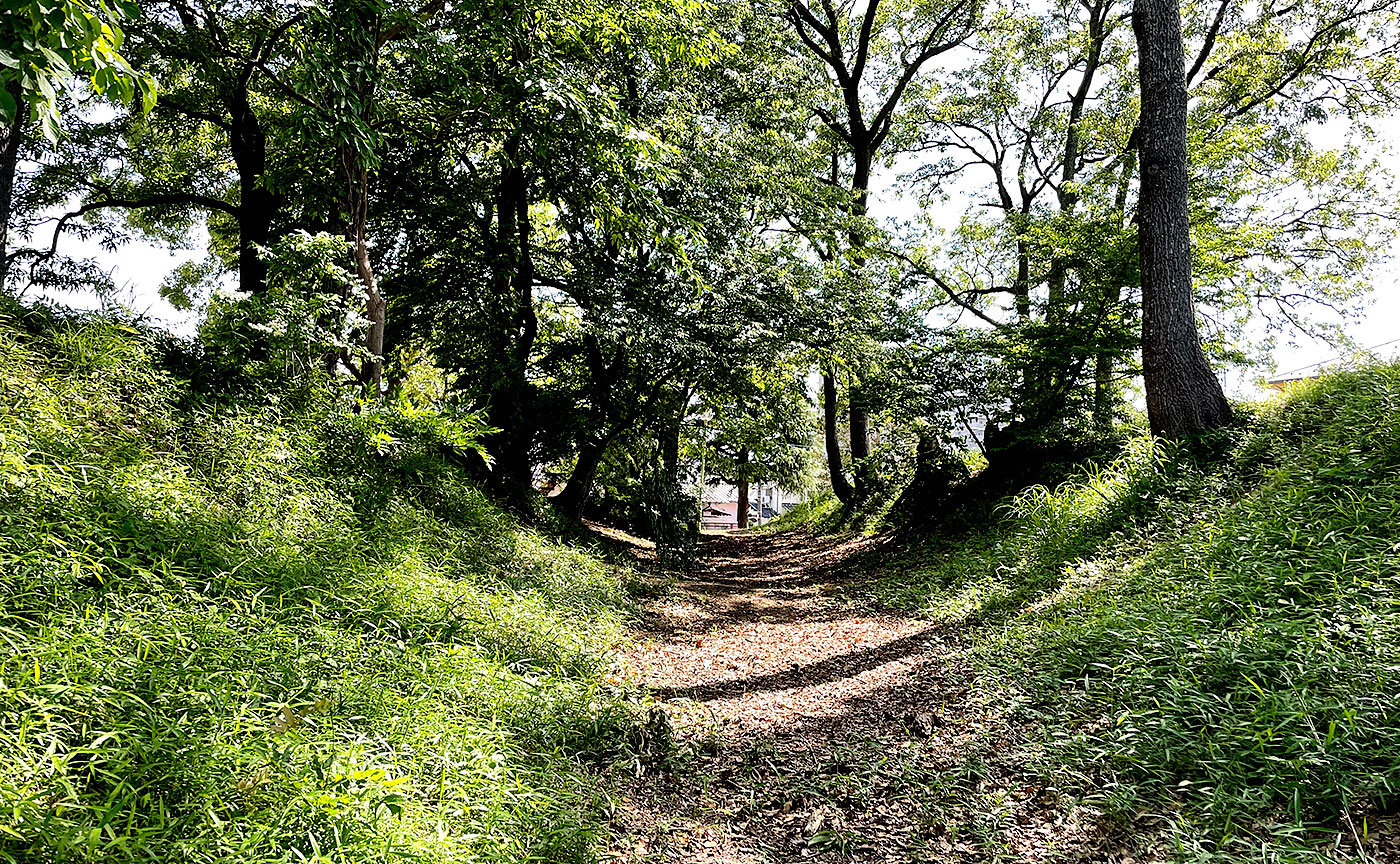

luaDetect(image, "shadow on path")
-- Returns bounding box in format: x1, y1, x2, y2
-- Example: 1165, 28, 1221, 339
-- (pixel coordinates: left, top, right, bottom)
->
651, 627, 947, 701
610, 529, 1129, 864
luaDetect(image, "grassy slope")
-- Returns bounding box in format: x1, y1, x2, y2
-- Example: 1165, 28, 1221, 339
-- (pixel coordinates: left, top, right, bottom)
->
0, 311, 638, 863
869, 367, 1400, 856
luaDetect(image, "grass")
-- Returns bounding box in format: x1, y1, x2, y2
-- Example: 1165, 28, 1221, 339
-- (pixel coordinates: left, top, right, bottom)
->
0, 307, 641, 863
871, 367, 1400, 856
9, 299, 1400, 862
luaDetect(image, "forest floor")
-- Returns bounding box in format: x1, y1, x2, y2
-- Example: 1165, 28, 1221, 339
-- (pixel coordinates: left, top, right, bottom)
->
603, 531, 1156, 864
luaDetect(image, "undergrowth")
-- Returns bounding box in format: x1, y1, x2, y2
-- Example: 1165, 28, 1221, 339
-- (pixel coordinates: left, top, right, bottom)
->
874, 366, 1400, 857
0, 308, 639, 863
753, 491, 842, 534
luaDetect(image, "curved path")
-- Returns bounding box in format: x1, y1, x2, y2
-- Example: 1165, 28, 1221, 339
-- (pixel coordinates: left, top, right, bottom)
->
606, 531, 1115, 864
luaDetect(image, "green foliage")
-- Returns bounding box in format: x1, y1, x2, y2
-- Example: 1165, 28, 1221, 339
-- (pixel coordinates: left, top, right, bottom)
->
754, 490, 841, 534
0, 0, 155, 139
195, 231, 380, 389
874, 365, 1400, 849
0, 310, 637, 863
699, 364, 819, 493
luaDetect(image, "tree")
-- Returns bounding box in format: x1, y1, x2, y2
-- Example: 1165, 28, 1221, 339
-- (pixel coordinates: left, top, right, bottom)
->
377, 0, 736, 510
901, 0, 1397, 451
1133, 0, 1232, 437
286, 0, 441, 395
0, 0, 153, 280
900, 0, 1148, 454
5, 1, 307, 299
699, 364, 818, 529
782, 0, 980, 502
380, 0, 824, 517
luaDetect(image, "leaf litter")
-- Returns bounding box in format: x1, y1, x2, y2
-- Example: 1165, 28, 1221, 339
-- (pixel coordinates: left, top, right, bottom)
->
603, 531, 1400, 864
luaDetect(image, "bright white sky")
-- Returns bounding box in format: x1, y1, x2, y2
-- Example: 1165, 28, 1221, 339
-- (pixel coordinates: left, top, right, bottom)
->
25, 106, 1400, 402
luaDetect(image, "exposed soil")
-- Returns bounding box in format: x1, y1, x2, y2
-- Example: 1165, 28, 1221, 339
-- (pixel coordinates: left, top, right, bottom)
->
603, 531, 1399, 864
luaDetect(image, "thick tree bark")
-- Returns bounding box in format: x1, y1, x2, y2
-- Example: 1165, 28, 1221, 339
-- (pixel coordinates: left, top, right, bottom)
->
483, 135, 539, 510
1133, 0, 1232, 438
846, 147, 873, 499
228, 86, 275, 297
822, 365, 855, 503
848, 378, 871, 498
736, 448, 750, 530
0, 81, 22, 284
555, 437, 611, 519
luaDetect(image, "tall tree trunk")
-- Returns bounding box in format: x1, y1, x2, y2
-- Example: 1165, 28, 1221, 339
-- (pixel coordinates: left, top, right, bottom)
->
0, 81, 22, 285
341, 147, 385, 394
339, 8, 388, 396
822, 364, 855, 503
1133, 0, 1232, 438
736, 448, 750, 530
484, 135, 538, 510
847, 147, 873, 498
352, 189, 386, 394
485, 424, 534, 513
229, 87, 274, 297
848, 376, 871, 498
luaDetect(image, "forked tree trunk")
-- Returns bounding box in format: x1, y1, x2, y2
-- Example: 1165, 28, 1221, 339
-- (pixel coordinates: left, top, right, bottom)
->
229, 86, 275, 297
555, 437, 611, 519
1132, 0, 1232, 438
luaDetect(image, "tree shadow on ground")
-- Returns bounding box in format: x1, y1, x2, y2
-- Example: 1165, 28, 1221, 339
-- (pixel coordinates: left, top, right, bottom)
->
650, 626, 954, 701
616, 528, 1154, 863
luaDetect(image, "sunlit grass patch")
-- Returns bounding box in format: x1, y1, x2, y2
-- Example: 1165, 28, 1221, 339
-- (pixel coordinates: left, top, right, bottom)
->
872, 364, 1400, 854
0, 312, 639, 863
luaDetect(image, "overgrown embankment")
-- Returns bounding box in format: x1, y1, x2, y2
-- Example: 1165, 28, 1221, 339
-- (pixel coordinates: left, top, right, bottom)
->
0, 308, 637, 863
871, 367, 1400, 857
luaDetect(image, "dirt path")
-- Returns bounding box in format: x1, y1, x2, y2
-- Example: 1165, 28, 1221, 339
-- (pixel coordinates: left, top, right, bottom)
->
605, 531, 1114, 864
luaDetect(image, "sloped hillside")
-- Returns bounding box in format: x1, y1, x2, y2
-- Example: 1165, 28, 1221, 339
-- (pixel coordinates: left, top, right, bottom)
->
874, 366, 1400, 857
0, 307, 638, 863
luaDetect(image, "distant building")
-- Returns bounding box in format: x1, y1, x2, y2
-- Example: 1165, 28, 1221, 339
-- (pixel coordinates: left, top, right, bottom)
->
1264, 374, 1322, 392
699, 483, 805, 530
